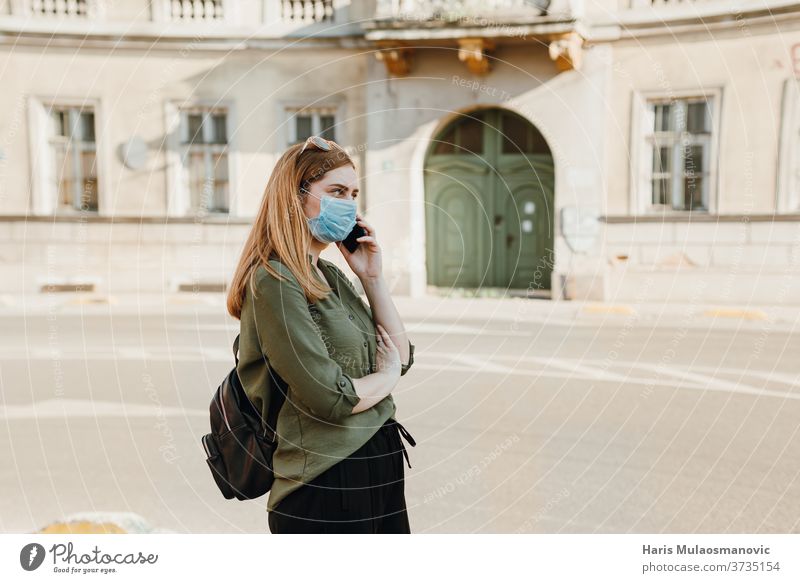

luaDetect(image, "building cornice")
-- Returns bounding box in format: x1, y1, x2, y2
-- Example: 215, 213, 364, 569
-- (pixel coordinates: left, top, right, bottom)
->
0, 214, 254, 225
0, 16, 373, 49
602, 214, 800, 224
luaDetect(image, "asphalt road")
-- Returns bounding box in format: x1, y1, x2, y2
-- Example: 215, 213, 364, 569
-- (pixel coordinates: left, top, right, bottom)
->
1, 308, 798, 533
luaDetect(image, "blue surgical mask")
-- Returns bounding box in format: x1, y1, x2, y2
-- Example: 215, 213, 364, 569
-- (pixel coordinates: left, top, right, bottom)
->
304, 191, 357, 243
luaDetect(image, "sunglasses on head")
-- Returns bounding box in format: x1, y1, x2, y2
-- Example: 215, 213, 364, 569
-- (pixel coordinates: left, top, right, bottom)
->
298, 135, 340, 155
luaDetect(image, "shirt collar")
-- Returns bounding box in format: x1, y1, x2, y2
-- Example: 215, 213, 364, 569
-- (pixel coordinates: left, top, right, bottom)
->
308, 252, 324, 270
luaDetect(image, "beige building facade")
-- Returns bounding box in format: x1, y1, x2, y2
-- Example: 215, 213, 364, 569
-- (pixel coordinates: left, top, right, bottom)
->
1, 0, 799, 303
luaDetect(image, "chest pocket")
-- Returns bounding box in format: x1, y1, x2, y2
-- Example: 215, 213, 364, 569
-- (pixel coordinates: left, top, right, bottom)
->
309, 294, 373, 376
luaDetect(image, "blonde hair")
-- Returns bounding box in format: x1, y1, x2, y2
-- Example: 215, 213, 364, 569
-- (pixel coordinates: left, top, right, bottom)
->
226, 141, 355, 320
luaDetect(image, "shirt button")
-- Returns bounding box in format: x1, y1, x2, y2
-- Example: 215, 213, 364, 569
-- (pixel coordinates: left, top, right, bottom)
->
363, 341, 368, 347
348, 314, 354, 320
338, 379, 347, 387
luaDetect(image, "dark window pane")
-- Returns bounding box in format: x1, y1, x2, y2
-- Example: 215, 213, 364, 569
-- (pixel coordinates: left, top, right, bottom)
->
212, 152, 229, 212
319, 115, 335, 140
653, 146, 671, 175
432, 125, 456, 154
529, 127, 550, 154
687, 101, 710, 134
80, 151, 98, 211
187, 151, 207, 210
458, 117, 483, 155
295, 115, 313, 142
80, 111, 95, 142
186, 114, 204, 144
683, 145, 705, 210
683, 175, 704, 210
211, 113, 227, 144
684, 144, 703, 176
56, 145, 73, 207
654, 103, 671, 132
501, 112, 528, 154
51, 110, 68, 137
652, 177, 669, 206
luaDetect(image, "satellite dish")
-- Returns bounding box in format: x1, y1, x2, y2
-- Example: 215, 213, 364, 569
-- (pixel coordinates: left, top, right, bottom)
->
118, 136, 148, 170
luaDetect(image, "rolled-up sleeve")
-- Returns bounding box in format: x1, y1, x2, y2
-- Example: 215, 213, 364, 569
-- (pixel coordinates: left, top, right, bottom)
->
250, 262, 360, 423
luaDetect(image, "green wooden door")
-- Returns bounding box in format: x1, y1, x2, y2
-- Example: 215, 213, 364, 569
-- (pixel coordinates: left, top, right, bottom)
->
425, 108, 555, 290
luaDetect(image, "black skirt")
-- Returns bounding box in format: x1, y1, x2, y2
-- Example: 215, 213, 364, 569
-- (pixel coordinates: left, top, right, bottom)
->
268, 418, 416, 534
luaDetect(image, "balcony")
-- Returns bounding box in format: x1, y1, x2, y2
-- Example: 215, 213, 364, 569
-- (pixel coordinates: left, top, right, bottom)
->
365, 0, 575, 37
365, 0, 579, 75
373, 0, 552, 22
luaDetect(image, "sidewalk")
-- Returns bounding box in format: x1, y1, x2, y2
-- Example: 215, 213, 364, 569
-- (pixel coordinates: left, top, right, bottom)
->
1, 291, 797, 330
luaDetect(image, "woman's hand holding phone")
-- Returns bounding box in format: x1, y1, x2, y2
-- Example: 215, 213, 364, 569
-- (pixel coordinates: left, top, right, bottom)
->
337, 213, 382, 281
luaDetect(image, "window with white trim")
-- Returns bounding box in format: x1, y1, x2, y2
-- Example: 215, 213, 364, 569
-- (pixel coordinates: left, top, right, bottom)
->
179, 106, 230, 214
286, 106, 337, 146
778, 78, 800, 213
639, 95, 715, 212
49, 105, 99, 212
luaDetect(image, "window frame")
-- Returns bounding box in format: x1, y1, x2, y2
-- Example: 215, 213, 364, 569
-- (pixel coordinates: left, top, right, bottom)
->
777, 78, 800, 213
630, 87, 722, 215
27, 95, 108, 216
165, 99, 238, 217
282, 100, 343, 148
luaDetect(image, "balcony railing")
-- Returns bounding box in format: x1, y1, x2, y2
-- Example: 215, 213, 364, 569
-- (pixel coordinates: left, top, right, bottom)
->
168, 0, 225, 21
26, 0, 90, 18
280, 0, 334, 23
374, 0, 551, 21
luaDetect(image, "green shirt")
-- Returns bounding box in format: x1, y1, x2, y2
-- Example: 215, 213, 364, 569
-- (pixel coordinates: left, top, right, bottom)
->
236, 253, 415, 512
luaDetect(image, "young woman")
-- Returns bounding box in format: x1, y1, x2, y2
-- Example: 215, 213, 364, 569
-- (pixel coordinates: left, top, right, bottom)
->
226, 135, 416, 534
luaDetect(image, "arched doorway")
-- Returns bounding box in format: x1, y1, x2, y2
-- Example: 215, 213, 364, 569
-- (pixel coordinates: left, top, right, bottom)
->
424, 107, 555, 291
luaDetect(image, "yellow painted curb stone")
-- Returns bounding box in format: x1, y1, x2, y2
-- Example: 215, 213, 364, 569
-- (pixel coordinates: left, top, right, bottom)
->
703, 308, 768, 320
37, 521, 127, 534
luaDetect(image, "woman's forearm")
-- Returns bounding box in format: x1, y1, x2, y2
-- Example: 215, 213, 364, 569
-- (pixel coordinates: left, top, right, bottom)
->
350, 369, 399, 414
360, 274, 411, 366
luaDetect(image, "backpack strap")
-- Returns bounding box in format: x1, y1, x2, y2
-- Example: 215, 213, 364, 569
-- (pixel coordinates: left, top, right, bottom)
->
263, 368, 286, 444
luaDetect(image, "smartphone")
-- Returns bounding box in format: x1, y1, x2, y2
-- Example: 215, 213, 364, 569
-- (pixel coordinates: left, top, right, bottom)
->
342, 224, 367, 253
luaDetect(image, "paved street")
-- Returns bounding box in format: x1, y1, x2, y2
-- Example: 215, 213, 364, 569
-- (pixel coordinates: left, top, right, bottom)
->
1, 298, 799, 533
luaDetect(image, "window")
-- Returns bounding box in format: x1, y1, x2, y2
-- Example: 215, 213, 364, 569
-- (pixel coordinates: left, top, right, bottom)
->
286, 106, 337, 146
778, 78, 800, 213
431, 111, 486, 156
642, 96, 714, 212
49, 106, 98, 212
179, 106, 230, 214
